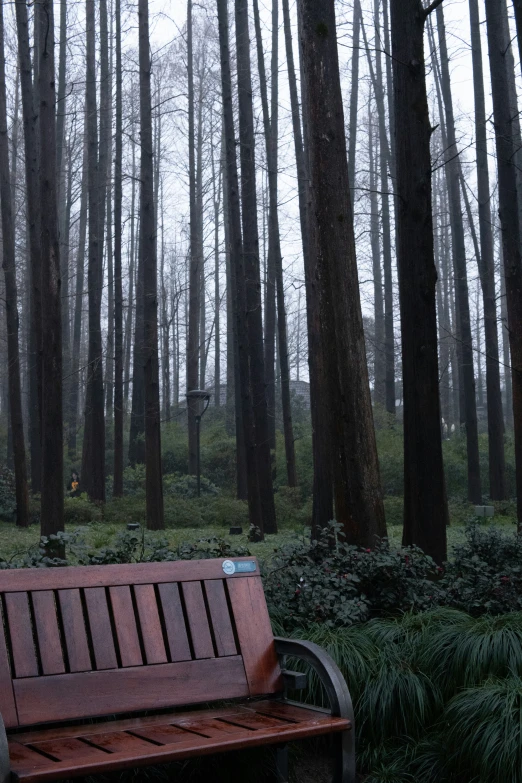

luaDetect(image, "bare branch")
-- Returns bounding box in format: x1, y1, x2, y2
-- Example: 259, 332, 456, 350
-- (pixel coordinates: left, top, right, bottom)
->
423, 0, 444, 18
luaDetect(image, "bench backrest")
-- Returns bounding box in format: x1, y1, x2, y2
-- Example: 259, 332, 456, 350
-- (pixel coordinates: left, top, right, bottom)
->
0, 558, 281, 729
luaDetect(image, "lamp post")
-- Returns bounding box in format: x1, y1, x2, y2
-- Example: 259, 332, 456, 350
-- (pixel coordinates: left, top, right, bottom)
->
186, 389, 211, 497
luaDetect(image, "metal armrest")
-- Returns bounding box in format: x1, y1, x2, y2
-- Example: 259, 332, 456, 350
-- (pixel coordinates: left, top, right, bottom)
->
274, 637, 355, 783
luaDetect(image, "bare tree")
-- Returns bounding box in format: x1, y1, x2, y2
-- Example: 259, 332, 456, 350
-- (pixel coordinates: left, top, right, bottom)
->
297, 0, 387, 546
0, 0, 29, 527
38, 0, 63, 536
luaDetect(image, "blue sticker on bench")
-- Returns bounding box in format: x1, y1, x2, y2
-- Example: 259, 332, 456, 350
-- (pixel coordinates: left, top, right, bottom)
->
222, 560, 257, 575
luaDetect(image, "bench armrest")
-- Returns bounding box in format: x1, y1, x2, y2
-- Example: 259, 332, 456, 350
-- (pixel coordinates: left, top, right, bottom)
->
274, 637, 355, 783
0, 712, 9, 783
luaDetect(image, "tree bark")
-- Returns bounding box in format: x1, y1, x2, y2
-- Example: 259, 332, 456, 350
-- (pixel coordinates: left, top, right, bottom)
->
217, 0, 267, 537
68, 115, 88, 461
467, 0, 506, 500
298, 0, 387, 546
435, 5, 482, 504
82, 0, 105, 502
283, 0, 333, 533
187, 0, 200, 475
235, 0, 277, 533
38, 0, 63, 536
113, 0, 124, 497
0, 0, 29, 527
485, 0, 522, 531
139, 0, 164, 530
15, 0, 42, 494
390, 0, 448, 562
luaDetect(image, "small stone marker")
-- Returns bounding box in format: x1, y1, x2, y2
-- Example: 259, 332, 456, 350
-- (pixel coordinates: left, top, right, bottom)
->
127, 522, 141, 531
474, 506, 494, 518
229, 526, 243, 535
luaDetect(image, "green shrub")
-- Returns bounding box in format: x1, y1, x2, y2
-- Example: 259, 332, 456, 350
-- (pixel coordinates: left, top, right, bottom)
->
198, 496, 248, 528
163, 473, 220, 499
383, 496, 403, 527
64, 494, 102, 525
274, 487, 311, 528
0, 466, 16, 519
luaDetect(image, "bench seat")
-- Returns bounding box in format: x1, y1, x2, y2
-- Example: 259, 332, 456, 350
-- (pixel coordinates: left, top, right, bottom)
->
8, 701, 350, 782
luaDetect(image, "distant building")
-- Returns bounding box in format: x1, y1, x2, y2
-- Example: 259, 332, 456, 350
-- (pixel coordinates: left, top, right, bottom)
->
208, 380, 311, 409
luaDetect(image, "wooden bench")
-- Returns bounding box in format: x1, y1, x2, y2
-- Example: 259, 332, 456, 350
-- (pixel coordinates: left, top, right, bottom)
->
0, 557, 355, 782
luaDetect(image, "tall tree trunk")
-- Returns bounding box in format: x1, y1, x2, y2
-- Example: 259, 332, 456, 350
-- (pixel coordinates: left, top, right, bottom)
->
113, 0, 123, 497
368, 98, 385, 406
187, 0, 200, 475
82, 0, 105, 502
68, 117, 88, 460
124, 120, 137, 410
435, 5, 481, 504
38, 0, 63, 536
253, 0, 276, 454
390, 0, 448, 563
15, 0, 41, 493
211, 113, 222, 408
217, 0, 265, 536
0, 0, 29, 527
283, 0, 333, 532
468, 0, 506, 499
298, 0, 387, 546
347, 0, 361, 194
253, 0, 297, 485
139, 0, 164, 530
235, 0, 277, 533
485, 0, 522, 531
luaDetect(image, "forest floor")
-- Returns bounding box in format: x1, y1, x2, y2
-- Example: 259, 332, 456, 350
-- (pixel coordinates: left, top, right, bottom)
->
0, 514, 516, 564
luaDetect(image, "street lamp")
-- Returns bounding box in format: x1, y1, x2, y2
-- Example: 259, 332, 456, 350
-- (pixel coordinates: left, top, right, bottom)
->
186, 389, 211, 497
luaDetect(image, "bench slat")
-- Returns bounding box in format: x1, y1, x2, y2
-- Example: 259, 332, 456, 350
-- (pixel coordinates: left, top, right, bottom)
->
31, 592, 66, 676
13, 656, 249, 725
181, 582, 214, 659
204, 580, 237, 657
128, 724, 191, 745
108, 586, 143, 668
84, 588, 118, 670
134, 585, 168, 665
228, 577, 281, 696
0, 559, 259, 593
5, 593, 38, 679
58, 590, 91, 673
30, 737, 108, 762
0, 602, 18, 726
81, 731, 160, 754
157, 582, 191, 662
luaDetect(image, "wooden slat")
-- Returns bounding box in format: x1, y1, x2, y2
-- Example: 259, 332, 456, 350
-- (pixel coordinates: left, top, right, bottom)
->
31, 592, 66, 676
129, 724, 191, 745
227, 576, 281, 695
58, 589, 91, 673
84, 588, 118, 670
83, 731, 159, 754
109, 586, 142, 667
204, 580, 237, 657
0, 558, 260, 592
254, 700, 329, 722
0, 602, 17, 727
13, 656, 249, 725
181, 582, 214, 659
158, 582, 191, 662
9, 714, 350, 782
30, 737, 108, 762
172, 717, 247, 739
8, 741, 51, 772
134, 585, 167, 664
5, 593, 38, 678
221, 712, 289, 731
12, 705, 253, 744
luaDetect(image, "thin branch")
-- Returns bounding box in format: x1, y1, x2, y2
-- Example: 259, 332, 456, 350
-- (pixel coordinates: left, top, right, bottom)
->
423, 0, 444, 18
